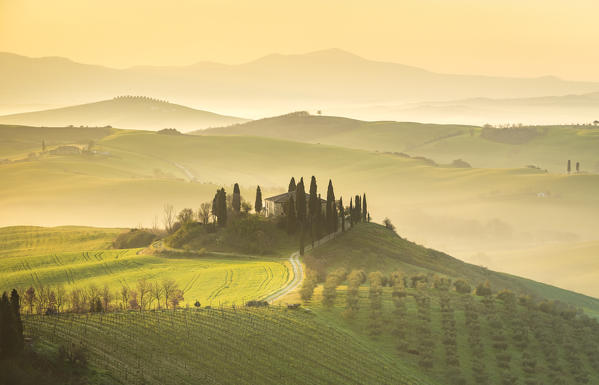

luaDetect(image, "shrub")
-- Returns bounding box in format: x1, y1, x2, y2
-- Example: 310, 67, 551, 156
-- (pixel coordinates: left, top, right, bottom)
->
497, 289, 516, 304
476, 281, 493, 297
454, 279, 471, 294
113, 229, 158, 249
383, 218, 395, 231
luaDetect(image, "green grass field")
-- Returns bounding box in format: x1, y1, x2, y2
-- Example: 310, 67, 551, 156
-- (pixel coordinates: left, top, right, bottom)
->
0, 226, 291, 307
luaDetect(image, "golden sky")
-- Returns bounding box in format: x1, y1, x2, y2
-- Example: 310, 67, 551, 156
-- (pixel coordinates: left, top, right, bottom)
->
1, 0, 598, 80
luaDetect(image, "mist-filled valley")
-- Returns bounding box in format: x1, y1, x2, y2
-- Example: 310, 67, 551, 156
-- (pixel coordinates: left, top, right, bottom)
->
2, 4, 599, 383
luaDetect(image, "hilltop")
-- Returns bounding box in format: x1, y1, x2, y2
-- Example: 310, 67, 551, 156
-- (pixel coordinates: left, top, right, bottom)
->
197, 112, 599, 172
0, 96, 248, 131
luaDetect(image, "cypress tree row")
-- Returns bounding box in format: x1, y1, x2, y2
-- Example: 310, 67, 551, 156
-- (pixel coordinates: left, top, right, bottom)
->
354, 195, 362, 223
232, 183, 241, 214
255, 186, 263, 214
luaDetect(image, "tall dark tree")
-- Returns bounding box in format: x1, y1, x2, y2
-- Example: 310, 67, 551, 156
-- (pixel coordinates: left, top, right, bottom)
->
362, 193, 368, 222
287, 195, 297, 235
232, 183, 241, 213
255, 186, 263, 214
10, 289, 23, 352
309, 176, 318, 218
295, 178, 306, 223
349, 197, 354, 227
0, 290, 22, 358
288, 177, 296, 193
326, 179, 336, 234
576, 162, 580, 173
354, 195, 362, 223
42, 140, 46, 152
295, 178, 307, 255
212, 188, 228, 226
567, 159, 571, 174
339, 197, 345, 232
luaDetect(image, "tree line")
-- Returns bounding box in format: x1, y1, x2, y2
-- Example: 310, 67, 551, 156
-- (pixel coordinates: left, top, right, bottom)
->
10, 279, 184, 316
284, 176, 369, 255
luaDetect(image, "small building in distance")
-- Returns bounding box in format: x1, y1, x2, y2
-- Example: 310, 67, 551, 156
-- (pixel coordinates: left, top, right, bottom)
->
264, 191, 328, 217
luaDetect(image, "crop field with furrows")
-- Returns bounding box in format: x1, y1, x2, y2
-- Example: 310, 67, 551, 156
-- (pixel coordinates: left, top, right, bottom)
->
23, 308, 432, 385
0, 226, 291, 306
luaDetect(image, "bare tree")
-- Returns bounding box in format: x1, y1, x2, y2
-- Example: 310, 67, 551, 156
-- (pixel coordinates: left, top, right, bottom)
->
198, 202, 211, 225
163, 203, 175, 233
161, 279, 177, 309
24, 286, 36, 314
136, 279, 151, 311
55, 285, 66, 313
102, 285, 112, 311
150, 281, 163, 310
120, 285, 129, 310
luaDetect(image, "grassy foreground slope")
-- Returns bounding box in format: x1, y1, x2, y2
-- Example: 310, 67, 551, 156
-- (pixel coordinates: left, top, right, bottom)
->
23, 308, 433, 385
197, 113, 599, 172
308, 223, 599, 318
0, 226, 290, 306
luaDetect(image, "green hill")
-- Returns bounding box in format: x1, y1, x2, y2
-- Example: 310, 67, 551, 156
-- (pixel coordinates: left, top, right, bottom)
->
196, 112, 599, 172
1, 124, 598, 297
308, 223, 599, 318
0, 96, 248, 132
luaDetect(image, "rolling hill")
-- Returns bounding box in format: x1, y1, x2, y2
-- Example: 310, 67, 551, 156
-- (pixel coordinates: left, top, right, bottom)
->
1, 124, 598, 298
2, 50, 599, 119
196, 112, 599, 172
0, 96, 248, 131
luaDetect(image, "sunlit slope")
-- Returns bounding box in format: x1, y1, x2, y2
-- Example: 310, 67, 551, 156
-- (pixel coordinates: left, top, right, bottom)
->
24, 308, 433, 385
2, 127, 598, 297
0, 97, 248, 132
198, 114, 599, 172
309, 223, 599, 318
0, 226, 290, 306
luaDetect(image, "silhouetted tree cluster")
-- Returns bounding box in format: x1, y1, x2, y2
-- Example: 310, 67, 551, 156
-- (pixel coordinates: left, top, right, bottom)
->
0, 289, 24, 359
212, 188, 228, 227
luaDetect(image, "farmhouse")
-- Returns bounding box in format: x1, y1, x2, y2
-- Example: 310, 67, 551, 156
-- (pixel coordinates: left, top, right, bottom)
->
264, 191, 327, 217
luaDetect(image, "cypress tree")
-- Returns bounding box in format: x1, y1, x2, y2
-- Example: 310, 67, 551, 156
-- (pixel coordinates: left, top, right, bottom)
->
339, 197, 345, 232
288, 177, 296, 192
295, 178, 306, 223
10, 289, 23, 352
255, 186, 263, 215
219, 188, 227, 226
567, 159, 571, 174
349, 198, 354, 227
232, 183, 241, 214
287, 195, 297, 235
326, 179, 335, 234
362, 193, 367, 222
355, 195, 361, 222
0, 291, 19, 358
295, 178, 307, 255
309, 176, 318, 218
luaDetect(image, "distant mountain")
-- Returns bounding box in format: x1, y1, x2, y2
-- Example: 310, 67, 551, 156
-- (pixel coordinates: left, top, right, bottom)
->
1, 50, 599, 118
0, 96, 248, 131
336, 92, 599, 125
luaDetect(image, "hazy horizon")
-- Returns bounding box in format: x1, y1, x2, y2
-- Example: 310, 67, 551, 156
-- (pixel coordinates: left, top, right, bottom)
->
2, 0, 599, 81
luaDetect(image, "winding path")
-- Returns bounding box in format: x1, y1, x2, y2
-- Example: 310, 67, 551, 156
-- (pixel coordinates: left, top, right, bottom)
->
263, 228, 344, 304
